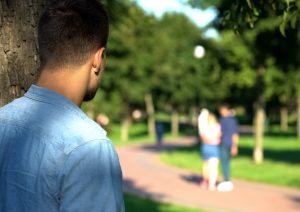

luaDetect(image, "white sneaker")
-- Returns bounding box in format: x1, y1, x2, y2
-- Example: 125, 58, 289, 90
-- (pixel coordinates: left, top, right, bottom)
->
217, 181, 234, 192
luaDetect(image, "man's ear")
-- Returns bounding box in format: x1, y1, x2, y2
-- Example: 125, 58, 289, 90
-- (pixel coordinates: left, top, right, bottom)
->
92, 47, 105, 74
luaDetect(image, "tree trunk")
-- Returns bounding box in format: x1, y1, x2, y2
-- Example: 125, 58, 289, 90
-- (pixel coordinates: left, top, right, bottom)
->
280, 106, 288, 132
145, 93, 156, 138
121, 116, 131, 142
0, 0, 47, 106
171, 110, 179, 137
121, 103, 131, 142
190, 107, 198, 127
253, 107, 265, 164
297, 93, 300, 139
253, 66, 265, 164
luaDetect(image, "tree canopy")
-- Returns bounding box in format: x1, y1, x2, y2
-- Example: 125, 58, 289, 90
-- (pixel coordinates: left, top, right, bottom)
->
187, 0, 300, 35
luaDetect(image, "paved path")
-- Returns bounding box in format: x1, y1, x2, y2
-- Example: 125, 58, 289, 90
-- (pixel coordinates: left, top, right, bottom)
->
117, 138, 300, 212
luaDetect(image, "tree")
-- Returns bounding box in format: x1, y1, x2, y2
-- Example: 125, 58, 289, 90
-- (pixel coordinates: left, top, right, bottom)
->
99, 3, 158, 141
187, 0, 300, 35
188, 0, 300, 162
0, 0, 129, 107
0, 0, 46, 107
151, 12, 203, 137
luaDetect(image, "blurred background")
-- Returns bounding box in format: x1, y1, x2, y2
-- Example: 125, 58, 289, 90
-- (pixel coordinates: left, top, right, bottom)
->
80, 0, 300, 210
0, 0, 299, 211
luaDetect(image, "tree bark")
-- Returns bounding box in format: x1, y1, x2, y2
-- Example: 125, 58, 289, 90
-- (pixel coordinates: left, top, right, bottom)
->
145, 93, 156, 138
0, 0, 47, 106
280, 106, 288, 132
171, 110, 179, 137
253, 107, 265, 164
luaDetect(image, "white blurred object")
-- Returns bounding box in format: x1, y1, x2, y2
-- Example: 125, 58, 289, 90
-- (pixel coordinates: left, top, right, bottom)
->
97, 114, 110, 126
217, 181, 234, 192
198, 108, 209, 135
194, 45, 205, 59
132, 109, 142, 120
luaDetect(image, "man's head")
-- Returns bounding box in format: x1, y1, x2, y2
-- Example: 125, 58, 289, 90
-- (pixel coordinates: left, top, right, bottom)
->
38, 0, 109, 101
219, 103, 231, 117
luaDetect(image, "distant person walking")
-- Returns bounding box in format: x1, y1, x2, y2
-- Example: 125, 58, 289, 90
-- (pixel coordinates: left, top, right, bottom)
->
156, 122, 164, 147
217, 104, 239, 192
198, 110, 221, 191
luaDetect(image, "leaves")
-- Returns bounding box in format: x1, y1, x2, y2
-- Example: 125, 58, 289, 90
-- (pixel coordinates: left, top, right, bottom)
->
246, 0, 253, 9
190, 0, 299, 35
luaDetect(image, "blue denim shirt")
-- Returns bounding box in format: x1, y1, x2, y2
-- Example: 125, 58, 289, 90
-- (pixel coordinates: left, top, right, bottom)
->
0, 85, 124, 212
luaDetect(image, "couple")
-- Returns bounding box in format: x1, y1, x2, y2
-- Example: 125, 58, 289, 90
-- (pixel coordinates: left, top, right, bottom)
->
198, 104, 239, 191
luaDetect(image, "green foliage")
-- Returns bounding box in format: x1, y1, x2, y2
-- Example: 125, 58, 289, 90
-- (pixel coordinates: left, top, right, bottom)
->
105, 122, 178, 146
86, 2, 210, 120
109, 122, 152, 146
85, 2, 159, 120
100, 0, 131, 24
151, 13, 204, 111
83, 0, 299, 129
125, 194, 202, 212
201, 0, 300, 111
187, 0, 300, 35
105, 3, 155, 103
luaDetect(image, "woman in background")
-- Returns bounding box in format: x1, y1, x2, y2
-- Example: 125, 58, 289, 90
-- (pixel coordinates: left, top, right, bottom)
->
199, 111, 221, 191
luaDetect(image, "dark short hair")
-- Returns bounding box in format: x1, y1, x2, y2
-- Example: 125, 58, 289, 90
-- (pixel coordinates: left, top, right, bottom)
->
38, 0, 109, 70
219, 103, 230, 109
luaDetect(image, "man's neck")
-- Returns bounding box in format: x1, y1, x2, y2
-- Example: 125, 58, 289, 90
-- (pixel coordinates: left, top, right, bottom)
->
36, 69, 87, 106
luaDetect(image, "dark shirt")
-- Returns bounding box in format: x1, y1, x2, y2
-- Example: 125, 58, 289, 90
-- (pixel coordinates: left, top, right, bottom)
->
220, 116, 238, 147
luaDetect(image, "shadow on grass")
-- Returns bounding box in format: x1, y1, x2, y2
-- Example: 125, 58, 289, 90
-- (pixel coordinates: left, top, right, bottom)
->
123, 179, 201, 211
142, 139, 300, 165
129, 130, 148, 139
125, 193, 163, 212
123, 178, 166, 211
124, 178, 165, 200
238, 146, 300, 164
265, 131, 298, 137
168, 144, 300, 165
266, 126, 298, 138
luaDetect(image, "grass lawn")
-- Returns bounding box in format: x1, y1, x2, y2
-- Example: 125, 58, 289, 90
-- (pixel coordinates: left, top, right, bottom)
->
108, 122, 181, 147
108, 123, 153, 146
125, 194, 202, 212
160, 136, 300, 189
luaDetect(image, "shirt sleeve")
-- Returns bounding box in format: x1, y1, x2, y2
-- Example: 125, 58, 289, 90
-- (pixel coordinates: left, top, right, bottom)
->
58, 139, 124, 212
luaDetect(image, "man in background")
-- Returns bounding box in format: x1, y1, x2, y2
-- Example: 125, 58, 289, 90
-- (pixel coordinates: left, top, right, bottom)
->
0, 0, 124, 211
217, 104, 239, 192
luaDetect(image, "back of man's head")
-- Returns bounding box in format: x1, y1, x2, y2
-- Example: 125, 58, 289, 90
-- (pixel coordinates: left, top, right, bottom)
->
38, 0, 109, 70
219, 103, 231, 117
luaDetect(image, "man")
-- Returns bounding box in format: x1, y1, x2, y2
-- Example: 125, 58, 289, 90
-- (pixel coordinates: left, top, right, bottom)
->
217, 104, 239, 192
0, 0, 124, 211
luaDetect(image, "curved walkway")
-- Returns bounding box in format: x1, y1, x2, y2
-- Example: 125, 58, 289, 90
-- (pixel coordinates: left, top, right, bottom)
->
117, 137, 300, 212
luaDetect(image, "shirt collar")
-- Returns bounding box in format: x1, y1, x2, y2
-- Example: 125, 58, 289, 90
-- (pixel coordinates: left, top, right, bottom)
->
25, 84, 85, 118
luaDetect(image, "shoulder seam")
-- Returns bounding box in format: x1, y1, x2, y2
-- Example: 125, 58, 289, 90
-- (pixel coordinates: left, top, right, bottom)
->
64, 138, 111, 155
